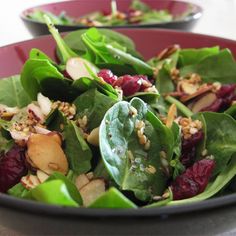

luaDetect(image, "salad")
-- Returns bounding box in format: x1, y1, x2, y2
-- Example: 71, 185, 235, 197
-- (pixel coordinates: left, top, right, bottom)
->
27, 0, 193, 27
1, 17, 236, 209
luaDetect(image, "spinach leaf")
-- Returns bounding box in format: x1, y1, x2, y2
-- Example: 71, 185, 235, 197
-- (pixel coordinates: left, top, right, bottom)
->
81, 28, 153, 76
180, 49, 236, 83
0, 75, 31, 107
60, 28, 141, 59
44, 15, 77, 64
225, 104, 236, 119
63, 121, 92, 174
178, 46, 220, 67
155, 65, 174, 94
30, 179, 78, 207
131, 0, 150, 12
45, 109, 68, 132
46, 172, 82, 204
89, 187, 137, 208
73, 89, 116, 131
201, 112, 236, 175
100, 98, 173, 201
8, 183, 29, 198
20, 59, 77, 101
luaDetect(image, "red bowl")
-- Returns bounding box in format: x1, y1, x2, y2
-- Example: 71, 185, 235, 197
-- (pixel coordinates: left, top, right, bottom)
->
1, 29, 236, 235
20, 0, 203, 36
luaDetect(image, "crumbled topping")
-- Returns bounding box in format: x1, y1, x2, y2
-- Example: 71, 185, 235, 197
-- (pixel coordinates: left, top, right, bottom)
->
177, 117, 202, 140
51, 101, 76, 119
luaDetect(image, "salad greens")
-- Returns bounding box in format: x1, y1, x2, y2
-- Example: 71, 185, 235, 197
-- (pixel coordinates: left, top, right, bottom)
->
2, 20, 236, 209
26, 0, 194, 27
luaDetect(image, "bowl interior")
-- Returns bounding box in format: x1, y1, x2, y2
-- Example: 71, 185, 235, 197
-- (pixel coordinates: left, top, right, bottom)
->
22, 0, 202, 24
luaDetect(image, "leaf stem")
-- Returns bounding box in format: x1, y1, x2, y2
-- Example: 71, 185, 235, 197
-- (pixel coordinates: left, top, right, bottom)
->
165, 96, 193, 117
43, 15, 77, 64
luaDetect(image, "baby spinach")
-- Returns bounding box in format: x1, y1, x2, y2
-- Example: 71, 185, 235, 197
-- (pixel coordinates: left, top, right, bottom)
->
81, 28, 153, 76
45, 109, 68, 132
89, 187, 137, 208
63, 121, 92, 175
180, 49, 236, 83
99, 98, 174, 201
20, 59, 77, 101
178, 46, 220, 67
0, 75, 31, 107
73, 89, 116, 131
46, 172, 82, 205
200, 112, 236, 175
60, 28, 140, 59
44, 15, 77, 64
30, 180, 78, 207
8, 183, 29, 198
225, 104, 236, 119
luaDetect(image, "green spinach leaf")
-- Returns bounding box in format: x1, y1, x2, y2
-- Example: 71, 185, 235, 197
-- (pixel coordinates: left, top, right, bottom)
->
73, 89, 116, 131
0, 75, 31, 107
89, 187, 137, 208
63, 121, 92, 174
99, 98, 173, 201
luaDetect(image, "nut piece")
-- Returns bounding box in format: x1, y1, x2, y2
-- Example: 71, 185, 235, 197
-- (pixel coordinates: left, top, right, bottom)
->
27, 103, 45, 123
75, 174, 90, 190
180, 85, 213, 103
27, 133, 68, 175
37, 93, 52, 116
66, 57, 97, 80
166, 104, 177, 128
192, 92, 217, 113
36, 170, 49, 183
79, 179, 106, 207
87, 127, 99, 146
21, 175, 40, 190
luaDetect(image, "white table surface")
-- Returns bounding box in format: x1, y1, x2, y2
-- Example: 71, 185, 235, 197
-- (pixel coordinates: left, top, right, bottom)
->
0, 0, 236, 235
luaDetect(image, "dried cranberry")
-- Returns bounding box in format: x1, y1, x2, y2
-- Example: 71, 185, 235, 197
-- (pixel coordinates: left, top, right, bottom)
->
0, 145, 28, 193
182, 131, 204, 150
171, 159, 215, 200
216, 84, 236, 99
117, 75, 142, 96
180, 147, 196, 168
181, 131, 204, 168
97, 69, 117, 85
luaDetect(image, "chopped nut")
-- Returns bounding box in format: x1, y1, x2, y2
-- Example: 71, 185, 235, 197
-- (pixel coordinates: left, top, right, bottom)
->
87, 127, 99, 146
86, 172, 94, 180
145, 165, 156, 174
166, 104, 177, 128
36, 170, 49, 183
76, 174, 90, 190
129, 106, 137, 117
144, 140, 151, 151
21, 175, 40, 190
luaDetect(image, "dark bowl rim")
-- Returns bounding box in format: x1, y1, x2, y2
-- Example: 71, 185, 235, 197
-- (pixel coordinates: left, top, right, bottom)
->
1, 28, 236, 218
20, 0, 203, 29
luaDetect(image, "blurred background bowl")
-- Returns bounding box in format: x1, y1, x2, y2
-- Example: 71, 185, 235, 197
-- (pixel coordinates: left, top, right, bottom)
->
20, 0, 203, 37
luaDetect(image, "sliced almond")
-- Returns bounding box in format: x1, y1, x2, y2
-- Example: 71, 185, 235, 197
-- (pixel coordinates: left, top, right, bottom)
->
80, 179, 106, 207
166, 104, 177, 128
34, 126, 51, 135
66, 57, 97, 80
179, 81, 200, 95
87, 127, 99, 146
192, 92, 217, 113
21, 175, 40, 190
36, 170, 49, 183
86, 172, 94, 180
180, 85, 213, 103
27, 103, 45, 123
75, 174, 90, 190
27, 133, 68, 175
37, 93, 52, 116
